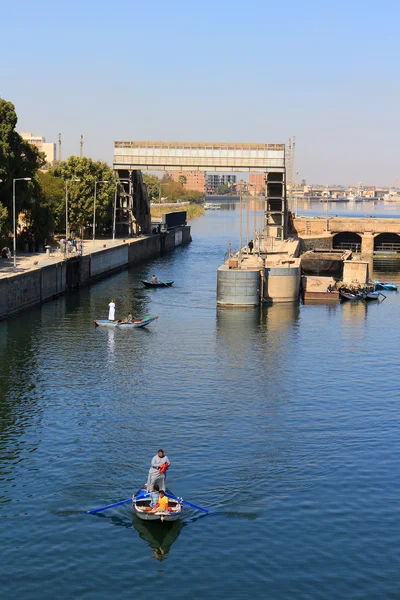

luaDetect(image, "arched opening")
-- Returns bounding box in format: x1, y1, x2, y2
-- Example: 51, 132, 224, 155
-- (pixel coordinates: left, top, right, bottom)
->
333, 232, 362, 252
374, 233, 400, 253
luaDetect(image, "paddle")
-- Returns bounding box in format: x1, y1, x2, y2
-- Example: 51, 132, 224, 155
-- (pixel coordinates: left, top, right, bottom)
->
86, 497, 132, 514
166, 489, 211, 514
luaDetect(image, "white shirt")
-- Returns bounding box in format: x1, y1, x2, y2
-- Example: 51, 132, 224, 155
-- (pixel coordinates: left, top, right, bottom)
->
108, 302, 116, 321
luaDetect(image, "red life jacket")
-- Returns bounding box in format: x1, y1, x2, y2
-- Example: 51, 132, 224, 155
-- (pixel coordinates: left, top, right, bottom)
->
159, 462, 169, 474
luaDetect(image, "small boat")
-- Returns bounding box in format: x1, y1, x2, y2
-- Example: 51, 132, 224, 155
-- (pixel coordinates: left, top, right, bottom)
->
94, 316, 158, 328
364, 291, 380, 301
133, 488, 182, 522
141, 280, 174, 288
339, 291, 365, 301
204, 203, 221, 210
374, 281, 398, 291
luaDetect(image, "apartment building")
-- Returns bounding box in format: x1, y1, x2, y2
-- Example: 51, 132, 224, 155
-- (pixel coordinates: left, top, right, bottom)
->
21, 132, 56, 165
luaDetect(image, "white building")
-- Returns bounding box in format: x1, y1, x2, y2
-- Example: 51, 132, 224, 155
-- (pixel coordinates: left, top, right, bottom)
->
20, 132, 56, 165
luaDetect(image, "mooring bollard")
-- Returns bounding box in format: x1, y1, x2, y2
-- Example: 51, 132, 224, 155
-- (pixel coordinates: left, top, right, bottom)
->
45, 245, 51, 257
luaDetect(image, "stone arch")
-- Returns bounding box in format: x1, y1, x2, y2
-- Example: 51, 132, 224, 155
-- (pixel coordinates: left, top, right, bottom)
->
374, 233, 400, 253
333, 232, 362, 252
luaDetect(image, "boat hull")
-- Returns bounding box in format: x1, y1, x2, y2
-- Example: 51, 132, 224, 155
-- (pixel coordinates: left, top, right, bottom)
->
142, 280, 174, 288
339, 291, 364, 301
133, 488, 182, 522
374, 281, 398, 291
94, 316, 158, 328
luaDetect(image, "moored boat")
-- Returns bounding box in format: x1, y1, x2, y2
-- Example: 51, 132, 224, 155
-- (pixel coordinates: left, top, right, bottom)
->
339, 290, 365, 301
374, 281, 398, 291
133, 488, 182, 521
365, 291, 380, 301
204, 203, 221, 210
141, 280, 174, 288
94, 316, 158, 328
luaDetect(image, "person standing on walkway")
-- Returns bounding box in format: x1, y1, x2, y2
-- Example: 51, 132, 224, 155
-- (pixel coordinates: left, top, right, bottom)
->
108, 299, 116, 321
147, 449, 170, 493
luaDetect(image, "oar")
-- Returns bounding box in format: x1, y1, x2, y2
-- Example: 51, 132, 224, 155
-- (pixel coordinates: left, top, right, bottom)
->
86, 497, 132, 514
86, 487, 142, 514
166, 489, 211, 514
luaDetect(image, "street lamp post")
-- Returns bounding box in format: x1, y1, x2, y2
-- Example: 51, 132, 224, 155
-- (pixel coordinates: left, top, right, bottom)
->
65, 178, 80, 241
93, 180, 109, 245
13, 177, 31, 268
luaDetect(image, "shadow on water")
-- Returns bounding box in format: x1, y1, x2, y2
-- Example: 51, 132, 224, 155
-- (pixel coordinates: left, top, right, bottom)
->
133, 517, 183, 562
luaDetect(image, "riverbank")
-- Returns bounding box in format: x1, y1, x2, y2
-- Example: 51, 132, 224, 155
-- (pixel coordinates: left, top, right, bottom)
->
0, 225, 191, 320
150, 204, 204, 220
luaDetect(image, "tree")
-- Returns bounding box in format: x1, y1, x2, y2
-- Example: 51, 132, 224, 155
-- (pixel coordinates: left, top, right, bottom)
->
50, 156, 115, 237
36, 171, 65, 232
178, 175, 187, 186
0, 98, 45, 231
216, 183, 230, 195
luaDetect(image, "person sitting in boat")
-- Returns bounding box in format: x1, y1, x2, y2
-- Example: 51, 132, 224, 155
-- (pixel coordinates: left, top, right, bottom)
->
127, 313, 133, 323
152, 490, 170, 513
151, 274, 158, 284
147, 449, 170, 493
144, 483, 160, 511
108, 299, 116, 321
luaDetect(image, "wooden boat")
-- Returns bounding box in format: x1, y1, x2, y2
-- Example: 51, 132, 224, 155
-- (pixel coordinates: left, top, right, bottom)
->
339, 291, 365, 301
374, 281, 398, 291
94, 316, 158, 328
365, 291, 380, 301
133, 488, 182, 522
141, 280, 174, 288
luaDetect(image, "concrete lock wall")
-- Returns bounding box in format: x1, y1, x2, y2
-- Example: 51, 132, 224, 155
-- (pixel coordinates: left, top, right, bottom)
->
217, 269, 260, 306
264, 266, 301, 303
90, 245, 129, 278
0, 226, 191, 321
342, 261, 369, 285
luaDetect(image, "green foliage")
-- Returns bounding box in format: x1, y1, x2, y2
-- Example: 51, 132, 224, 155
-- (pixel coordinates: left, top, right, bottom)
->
50, 156, 115, 235
178, 175, 187, 185
0, 98, 45, 227
0, 201, 8, 237
36, 171, 65, 232
216, 183, 230, 195
143, 172, 203, 203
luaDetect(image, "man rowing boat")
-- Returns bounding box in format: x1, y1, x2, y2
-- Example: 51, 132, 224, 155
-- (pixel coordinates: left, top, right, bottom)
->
146, 449, 170, 492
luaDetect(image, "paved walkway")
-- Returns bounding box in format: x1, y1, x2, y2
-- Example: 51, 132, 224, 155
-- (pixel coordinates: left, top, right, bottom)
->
0, 237, 145, 279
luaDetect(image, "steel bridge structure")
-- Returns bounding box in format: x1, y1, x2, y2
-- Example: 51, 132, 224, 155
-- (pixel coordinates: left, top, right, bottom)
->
113, 140, 287, 239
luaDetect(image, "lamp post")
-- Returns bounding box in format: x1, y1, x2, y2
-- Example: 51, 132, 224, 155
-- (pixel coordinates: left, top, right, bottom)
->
93, 180, 109, 245
65, 178, 80, 241
13, 177, 31, 268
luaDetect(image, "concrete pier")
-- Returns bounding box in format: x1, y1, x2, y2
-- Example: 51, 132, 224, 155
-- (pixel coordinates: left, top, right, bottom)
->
217, 239, 301, 306
0, 226, 191, 320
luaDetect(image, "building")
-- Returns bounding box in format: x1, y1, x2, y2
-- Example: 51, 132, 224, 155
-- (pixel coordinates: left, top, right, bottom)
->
21, 132, 56, 165
249, 173, 266, 195
206, 174, 236, 192
169, 171, 205, 193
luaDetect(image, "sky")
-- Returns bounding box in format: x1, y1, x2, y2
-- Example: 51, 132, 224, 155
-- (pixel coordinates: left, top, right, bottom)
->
1, 0, 399, 186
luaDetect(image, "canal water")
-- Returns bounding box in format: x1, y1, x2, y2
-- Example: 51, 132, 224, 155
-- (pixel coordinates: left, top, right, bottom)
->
1, 201, 400, 599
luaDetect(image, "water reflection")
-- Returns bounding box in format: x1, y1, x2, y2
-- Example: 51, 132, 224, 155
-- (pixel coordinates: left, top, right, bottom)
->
133, 517, 183, 562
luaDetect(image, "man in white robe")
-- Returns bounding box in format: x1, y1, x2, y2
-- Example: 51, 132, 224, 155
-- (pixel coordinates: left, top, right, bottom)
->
108, 299, 116, 321
146, 449, 170, 493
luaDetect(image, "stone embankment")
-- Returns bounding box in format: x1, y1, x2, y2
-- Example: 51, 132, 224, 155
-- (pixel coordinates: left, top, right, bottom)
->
0, 226, 191, 320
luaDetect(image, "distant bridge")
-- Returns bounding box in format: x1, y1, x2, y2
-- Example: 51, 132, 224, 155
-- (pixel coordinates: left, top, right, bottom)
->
113, 140, 287, 239
292, 216, 400, 254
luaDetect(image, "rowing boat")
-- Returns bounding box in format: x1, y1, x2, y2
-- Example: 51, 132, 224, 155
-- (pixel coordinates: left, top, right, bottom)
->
374, 281, 398, 291
133, 488, 182, 521
141, 280, 174, 288
94, 316, 158, 328
339, 291, 364, 301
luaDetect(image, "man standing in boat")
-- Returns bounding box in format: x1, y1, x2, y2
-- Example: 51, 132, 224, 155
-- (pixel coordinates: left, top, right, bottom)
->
108, 299, 116, 321
147, 449, 170, 493
151, 274, 158, 284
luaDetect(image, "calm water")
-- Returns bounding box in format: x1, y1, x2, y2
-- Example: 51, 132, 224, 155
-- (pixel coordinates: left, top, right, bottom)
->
1, 202, 400, 599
